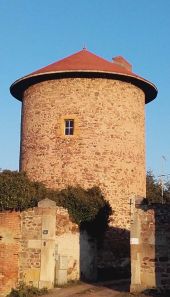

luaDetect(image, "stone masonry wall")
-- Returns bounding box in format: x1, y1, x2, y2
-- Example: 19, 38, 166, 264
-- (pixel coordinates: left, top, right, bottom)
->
20, 203, 80, 287
55, 206, 80, 282
19, 207, 42, 287
0, 201, 80, 296
131, 200, 170, 292
0, 212, 21, 297
21, 77, 146, 230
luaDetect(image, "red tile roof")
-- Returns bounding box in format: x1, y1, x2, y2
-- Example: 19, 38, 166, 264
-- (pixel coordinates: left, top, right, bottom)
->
31, 49, 133, 76
10, 49, 157, 103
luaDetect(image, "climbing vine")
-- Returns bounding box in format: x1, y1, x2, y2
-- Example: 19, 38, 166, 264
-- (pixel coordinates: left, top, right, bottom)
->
0, 170, 112, 239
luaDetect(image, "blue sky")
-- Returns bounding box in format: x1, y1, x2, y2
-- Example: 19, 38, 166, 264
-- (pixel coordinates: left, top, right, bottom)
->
0, 0, 170, 179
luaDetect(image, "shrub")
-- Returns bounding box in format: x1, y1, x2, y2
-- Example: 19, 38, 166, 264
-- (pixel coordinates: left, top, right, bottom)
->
0, 170, 112, 241
0, 170, 47, 211
54, 186, 111, 224
6, 282, 48, 297
54, 186, 112, 244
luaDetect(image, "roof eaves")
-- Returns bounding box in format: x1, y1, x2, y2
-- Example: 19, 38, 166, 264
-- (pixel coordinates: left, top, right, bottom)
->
10, 69, 158, 103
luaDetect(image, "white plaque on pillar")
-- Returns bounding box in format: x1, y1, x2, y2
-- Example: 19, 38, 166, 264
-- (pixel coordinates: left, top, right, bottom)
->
130, 238, 139, 245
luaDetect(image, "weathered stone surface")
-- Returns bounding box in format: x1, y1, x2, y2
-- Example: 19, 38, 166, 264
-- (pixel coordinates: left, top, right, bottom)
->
38, 198, 56, 208
131, 203, 170, 292
21, 78, 146, 230
0, 212, 21, 297
0, 205, 80, 296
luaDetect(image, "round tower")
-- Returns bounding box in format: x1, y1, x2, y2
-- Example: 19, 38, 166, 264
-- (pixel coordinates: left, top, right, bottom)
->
10, 49, 157, 229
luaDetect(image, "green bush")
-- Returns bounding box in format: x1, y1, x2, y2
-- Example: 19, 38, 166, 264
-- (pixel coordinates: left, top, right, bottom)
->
54, 186, 111, 224
0, 170, 47, 211
0, 170, 112, 239
54, 186, 112, 243
6, 282, 48, 297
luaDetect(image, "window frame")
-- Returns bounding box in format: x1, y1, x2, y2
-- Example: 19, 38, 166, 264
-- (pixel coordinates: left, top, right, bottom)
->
64, 119, 74, 136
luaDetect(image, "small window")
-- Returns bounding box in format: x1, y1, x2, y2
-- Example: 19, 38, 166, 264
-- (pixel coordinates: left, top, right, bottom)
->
64, 119, 74, 135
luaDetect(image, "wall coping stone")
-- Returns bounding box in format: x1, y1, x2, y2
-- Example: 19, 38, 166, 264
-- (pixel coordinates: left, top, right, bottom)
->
38, 198, 56, 208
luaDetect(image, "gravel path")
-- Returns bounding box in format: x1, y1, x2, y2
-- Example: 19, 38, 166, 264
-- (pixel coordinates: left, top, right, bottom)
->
41, 279, 131, 297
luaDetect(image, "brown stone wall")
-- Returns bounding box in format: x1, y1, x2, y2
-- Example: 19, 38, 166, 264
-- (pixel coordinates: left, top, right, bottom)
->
20, 205, 79, 286
0, 203, 80, 295
19, 208, 42, 286
21, 77, 146, 230
55, 207, 79, 236
55, 207, 80, 281
0, 212, 21, 297
131, 201, 170, 292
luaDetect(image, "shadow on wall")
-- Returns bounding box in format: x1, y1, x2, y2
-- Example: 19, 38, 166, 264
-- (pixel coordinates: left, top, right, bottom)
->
79, 226, 130, 283
131, 199, 170, 293
154, 204, 170, 291
97, 227, 130, 281
77, 196, 130, 284
0, 203, 131, 296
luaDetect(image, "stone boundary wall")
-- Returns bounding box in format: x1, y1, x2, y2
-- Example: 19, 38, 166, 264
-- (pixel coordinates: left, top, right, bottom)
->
131, 198, 170, 292
20, 200, 80, 289
0, 199, 80, 296
0, 212, 21, 297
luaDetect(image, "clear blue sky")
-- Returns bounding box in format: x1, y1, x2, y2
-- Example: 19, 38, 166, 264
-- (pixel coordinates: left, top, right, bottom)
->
0, 0, 170, 179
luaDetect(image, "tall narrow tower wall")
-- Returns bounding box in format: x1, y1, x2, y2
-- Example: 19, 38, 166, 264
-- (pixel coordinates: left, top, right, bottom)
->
21, 77, 146, 229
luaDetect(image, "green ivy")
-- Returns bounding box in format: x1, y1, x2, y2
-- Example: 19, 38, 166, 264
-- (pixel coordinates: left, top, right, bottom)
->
0, 170, 112, 239
0, 170, 47, 211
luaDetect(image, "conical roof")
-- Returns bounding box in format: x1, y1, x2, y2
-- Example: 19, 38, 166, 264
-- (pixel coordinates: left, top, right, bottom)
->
31, 49, 132, 75
10, 49, 157, 103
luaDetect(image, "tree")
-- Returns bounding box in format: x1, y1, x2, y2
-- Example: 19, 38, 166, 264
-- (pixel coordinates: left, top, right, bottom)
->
146, 170, 170, 203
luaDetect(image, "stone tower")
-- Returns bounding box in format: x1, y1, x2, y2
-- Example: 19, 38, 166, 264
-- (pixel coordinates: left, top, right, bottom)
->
10, 49, 157, 230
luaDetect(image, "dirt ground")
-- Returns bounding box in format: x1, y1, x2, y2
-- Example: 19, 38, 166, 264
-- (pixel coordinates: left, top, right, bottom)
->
41, 279, 167, 297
